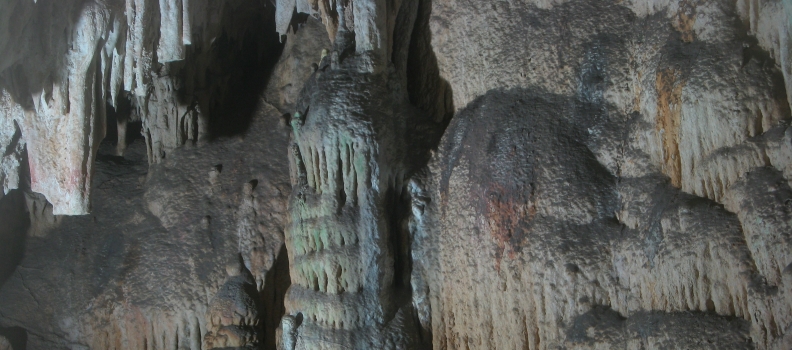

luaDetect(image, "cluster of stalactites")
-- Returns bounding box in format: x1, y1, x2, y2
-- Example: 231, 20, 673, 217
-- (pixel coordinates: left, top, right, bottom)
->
286, 115, 375, 325
290, 128, 370, 204
0, 0, 236, 214
282, 96, 420, 345
101, 0, 232, 163
276, 0, 411, 73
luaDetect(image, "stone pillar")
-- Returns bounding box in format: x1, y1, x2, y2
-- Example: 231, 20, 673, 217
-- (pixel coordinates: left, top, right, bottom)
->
279, 33, 418, 349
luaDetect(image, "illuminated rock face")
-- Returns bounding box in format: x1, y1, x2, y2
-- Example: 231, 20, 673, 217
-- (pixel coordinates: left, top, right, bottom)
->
0, 1, 110, 215
281, 42, 419, 350
4, 0, 792, 349
414, 1, 792, 349
0, 0, 273, 214
273, 0, 443, 346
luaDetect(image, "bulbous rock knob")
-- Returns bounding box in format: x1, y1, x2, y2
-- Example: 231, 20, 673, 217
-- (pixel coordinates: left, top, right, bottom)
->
226, 262, 242, 277
291, 112, 304, 130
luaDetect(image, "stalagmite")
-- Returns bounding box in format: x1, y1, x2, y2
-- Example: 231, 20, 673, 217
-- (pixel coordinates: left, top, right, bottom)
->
203, 262, 261, 349
277, 0, 430, 348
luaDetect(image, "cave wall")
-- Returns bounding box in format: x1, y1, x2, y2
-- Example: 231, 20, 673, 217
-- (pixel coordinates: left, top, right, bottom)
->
0, 0, 279, 215
0, 2, 323, 348
411, 0, 792, 349
1, 0, 792, 349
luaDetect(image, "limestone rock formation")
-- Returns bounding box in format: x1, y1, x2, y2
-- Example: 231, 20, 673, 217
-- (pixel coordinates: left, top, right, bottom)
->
203, 262, 262, 349
1, 0, 792, 349
276, 0, 443, 348
265, 17, 332, 114
412, 0, 792, 349
0, 0, 276, 214
0, 0, 329, 343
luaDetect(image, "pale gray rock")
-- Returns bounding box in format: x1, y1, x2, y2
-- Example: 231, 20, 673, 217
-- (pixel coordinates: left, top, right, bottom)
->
418, 0, 792, 348
0, 0, 276, 214
0, 335, 11, 350
265, 16, 332, 114
1, 0, 792, 349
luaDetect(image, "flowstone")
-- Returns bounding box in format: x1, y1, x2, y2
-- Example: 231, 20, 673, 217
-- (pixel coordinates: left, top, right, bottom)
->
280, 47, 419, 350
276, 0, 433, 344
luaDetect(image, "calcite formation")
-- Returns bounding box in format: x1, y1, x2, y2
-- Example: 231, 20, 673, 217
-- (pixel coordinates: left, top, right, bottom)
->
413, 0, 792, 349
282, 57, 419, 350
0, 0, 274, 214
277, 0, 438, 348
203, 263, 262, 349
0, 0, 110, 215
1, 0, 792, 349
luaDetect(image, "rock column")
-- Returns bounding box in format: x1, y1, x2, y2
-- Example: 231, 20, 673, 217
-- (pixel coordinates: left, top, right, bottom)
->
279, 2, 421, 348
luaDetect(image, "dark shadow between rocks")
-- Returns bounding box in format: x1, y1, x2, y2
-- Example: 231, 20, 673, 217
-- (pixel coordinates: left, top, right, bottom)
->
261, 245, 291, 350
0, 326, 27, 350
0, 190, 29, 291
104, 94, 143, 152
407, 0, 455, 135
205, 1, 286, 139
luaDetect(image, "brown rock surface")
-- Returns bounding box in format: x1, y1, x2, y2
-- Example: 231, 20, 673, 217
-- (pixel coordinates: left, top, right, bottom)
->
413, 0, 792, 348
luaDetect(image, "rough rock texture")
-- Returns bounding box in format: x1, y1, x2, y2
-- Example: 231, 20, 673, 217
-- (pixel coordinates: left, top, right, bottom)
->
282, 54, 422, 350
0, 100, 291, 349
275, 0, 445, 348
0, 7, 338, 346
1, 0, 792, 349
265, 17, 332, 114
0, 93, 24, 198
0, 0, 278, 214
735, 0, 792, 113
408, 0, 792, 349
203, 263, 263, 349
